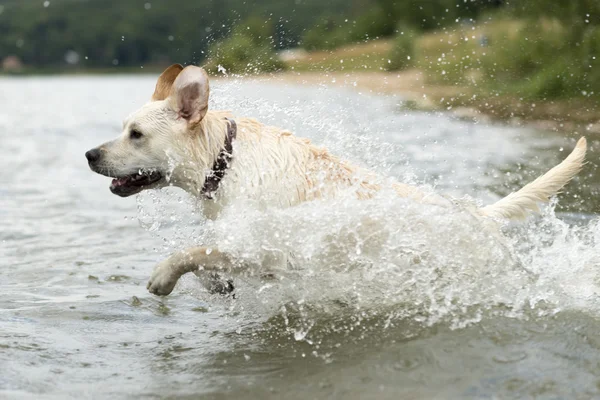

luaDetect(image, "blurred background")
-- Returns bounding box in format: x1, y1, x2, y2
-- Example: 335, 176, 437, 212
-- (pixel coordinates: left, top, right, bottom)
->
1, 0, 599, 131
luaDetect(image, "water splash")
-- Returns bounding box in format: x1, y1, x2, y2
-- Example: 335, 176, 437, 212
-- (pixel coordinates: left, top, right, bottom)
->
133, 80, 599, 343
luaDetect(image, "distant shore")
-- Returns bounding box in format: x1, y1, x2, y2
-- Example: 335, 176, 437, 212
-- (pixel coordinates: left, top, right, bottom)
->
0, 66, 167, 76
251, 70, 600, 137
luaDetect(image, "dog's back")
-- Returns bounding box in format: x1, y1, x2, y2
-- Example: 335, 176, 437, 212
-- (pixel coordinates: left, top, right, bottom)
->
218, 114, 587, 220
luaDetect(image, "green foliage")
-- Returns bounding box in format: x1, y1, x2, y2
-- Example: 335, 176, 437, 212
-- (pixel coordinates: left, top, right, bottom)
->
580, 26, 600, 86
0, 0, 351, 68
204, 16, 286, 74
301, 4, 398, 52
386, 28, 417, 71
300, 0, 503, 52
481, 22, 569, 83
495, 0, 600, 98
301, 18, 351, 51
3, 0, 599, 102
204, 25, 285, 75
419, 17, 600, 99
507, 0, 600, 28
349, 5, 395, 40
514, 60, 577, 99
231, 16, 274, 46
375, 0, 499, 31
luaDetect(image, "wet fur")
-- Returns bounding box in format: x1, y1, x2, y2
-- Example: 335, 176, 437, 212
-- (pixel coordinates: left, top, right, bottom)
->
86, 64, 587, 296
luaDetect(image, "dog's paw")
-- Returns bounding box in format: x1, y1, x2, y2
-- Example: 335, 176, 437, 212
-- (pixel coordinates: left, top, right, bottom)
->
147, 263, 180, 296
207, 276, 235, 295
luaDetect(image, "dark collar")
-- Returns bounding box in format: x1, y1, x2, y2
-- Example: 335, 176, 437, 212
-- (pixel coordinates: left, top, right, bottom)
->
201, 118, 237, 199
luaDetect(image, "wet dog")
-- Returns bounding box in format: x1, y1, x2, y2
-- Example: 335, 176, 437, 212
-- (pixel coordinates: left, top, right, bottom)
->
85, 64, 587, 296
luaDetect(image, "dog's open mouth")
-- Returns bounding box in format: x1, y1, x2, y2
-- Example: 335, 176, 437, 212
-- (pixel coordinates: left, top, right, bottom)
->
109, 170, 163, 197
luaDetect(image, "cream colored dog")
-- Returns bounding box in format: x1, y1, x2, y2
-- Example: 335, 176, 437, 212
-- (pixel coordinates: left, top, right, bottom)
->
85, 64, 587, 296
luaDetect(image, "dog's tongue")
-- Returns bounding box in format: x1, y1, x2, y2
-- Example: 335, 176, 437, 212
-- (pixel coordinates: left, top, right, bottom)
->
111, 177, 130, 187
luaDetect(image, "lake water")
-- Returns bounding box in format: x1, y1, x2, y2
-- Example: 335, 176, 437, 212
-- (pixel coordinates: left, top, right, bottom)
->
1, 75, 599, 399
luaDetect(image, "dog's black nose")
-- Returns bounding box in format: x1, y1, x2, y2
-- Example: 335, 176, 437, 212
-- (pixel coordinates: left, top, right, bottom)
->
85, 148, 101, 163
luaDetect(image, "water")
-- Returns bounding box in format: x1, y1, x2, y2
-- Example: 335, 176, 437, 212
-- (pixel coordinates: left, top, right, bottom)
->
1, 75, 599, 399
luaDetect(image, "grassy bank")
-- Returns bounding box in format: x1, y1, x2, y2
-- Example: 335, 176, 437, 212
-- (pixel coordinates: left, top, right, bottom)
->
280, 21, 600, 136
6, 16, 598, 136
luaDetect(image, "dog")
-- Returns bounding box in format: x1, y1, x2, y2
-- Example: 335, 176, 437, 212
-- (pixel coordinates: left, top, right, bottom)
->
85, 64, 587, 297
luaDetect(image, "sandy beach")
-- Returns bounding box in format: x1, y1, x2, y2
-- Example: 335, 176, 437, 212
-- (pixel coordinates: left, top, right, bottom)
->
247, 69, 600, 137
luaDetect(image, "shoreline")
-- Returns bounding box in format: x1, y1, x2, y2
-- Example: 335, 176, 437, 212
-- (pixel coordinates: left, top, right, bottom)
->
251, 70, 600, 137
3, 67, 598, 136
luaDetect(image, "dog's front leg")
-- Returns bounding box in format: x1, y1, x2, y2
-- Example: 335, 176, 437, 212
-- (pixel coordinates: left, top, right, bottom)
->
147, 247, 231, 296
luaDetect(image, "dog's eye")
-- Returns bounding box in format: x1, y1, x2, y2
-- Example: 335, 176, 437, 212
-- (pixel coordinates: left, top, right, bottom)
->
130, 130, 143, 139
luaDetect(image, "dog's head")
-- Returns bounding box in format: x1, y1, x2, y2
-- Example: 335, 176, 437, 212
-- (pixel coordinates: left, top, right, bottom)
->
85, 64, 210, 197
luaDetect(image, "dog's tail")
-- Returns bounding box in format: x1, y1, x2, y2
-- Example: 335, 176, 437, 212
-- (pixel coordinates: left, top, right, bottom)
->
480, 137, 587, 220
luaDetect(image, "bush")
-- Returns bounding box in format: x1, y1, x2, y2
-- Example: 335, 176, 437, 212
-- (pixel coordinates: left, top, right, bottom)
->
230, 15, 274, 47
478, 21, 593, 99
386, 28, 417, 71
204, 17, 285, 75
418, 18, 600, 99
349, 6, 395, 41
205, 35, 285, 75
514, 60, 578, 98
483, 22, 567, 82
302, 7, 396, 52
301, 18, 350, 51
580, 26, 600, 93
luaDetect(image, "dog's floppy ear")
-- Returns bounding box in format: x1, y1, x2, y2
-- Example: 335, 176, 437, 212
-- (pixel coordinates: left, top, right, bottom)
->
169, 66, 210, 126
152, 64, 184, 101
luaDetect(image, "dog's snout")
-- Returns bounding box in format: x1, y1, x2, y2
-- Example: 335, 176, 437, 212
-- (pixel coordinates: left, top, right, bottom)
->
85, 148, 101, 163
